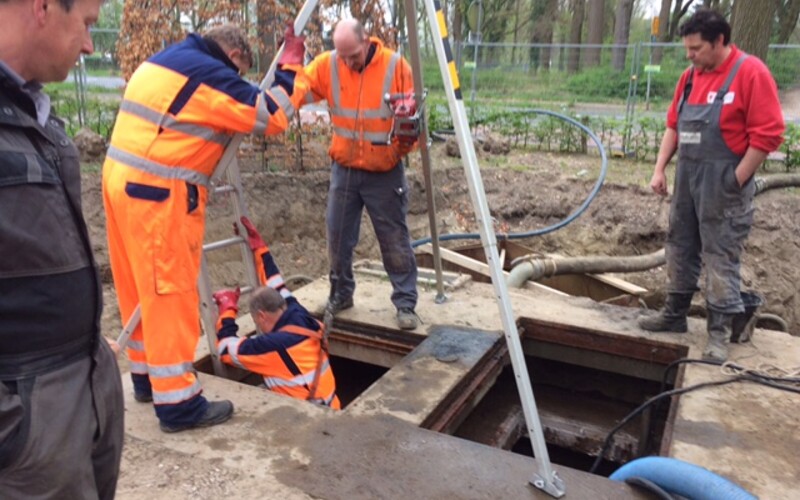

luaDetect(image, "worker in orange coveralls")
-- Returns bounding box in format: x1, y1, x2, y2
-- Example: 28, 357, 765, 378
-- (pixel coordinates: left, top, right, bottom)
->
213, 217, 341, 409
102, 24, 309, 432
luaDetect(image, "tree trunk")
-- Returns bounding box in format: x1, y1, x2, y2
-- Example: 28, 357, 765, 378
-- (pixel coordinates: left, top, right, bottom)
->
611, 0, 634, 71
777, 0, 800, 44
668, 0, 696, 41
731, 0, 775, 61
653, 0, 673, 64
538, 0, 558, 71
453, 0, 463, 67
567, 0, 586, 74
583, 0, 605, 67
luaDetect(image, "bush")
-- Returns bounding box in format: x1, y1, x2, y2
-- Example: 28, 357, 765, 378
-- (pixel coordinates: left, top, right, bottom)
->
49, 89, 119, 139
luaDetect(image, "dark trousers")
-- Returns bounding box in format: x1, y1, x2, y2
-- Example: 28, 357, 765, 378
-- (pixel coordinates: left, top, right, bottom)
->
327, 161, 418, 310
0, 340, 124, 499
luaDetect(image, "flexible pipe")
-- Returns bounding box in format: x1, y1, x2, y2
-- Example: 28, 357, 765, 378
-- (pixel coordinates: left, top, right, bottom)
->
609, 457, 757, 500
412, 109, 608, 247
756, 313, 789, 332
507, 249, 665, 288
507, 173, 800, 288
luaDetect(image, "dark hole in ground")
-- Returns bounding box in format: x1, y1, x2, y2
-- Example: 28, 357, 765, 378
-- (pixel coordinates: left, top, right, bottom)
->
453, 354, 675, 477
329, 354, 389, 408
196, 351, 388, 409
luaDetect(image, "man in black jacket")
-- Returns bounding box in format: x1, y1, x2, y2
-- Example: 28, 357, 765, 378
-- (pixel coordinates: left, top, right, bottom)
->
0, 0, 124, 498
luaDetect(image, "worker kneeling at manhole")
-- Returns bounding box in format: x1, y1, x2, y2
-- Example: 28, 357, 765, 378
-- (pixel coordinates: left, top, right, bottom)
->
213, 217, 341, 409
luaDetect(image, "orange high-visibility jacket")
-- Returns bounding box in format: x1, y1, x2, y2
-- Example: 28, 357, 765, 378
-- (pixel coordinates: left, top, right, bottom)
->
217, 247, 340, 409
101, 34, 309, 418
304, 37, 414, 171
106, 33, 309, 186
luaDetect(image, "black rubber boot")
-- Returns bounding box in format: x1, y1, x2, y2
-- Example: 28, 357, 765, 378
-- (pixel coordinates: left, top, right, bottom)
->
159, 400, 234, 433
638, 293, 693, 333
703, 310, 734, 362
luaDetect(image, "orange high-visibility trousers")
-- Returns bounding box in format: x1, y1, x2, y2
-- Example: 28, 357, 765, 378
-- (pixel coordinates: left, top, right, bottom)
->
103, 160, 208, 422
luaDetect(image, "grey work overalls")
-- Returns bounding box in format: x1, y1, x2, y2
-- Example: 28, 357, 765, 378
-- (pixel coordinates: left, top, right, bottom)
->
666, 54, 754, 314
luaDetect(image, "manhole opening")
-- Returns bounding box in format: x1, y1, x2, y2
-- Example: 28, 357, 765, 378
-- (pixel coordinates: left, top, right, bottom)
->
195, 325, 418, 409
449, 318, 688, 477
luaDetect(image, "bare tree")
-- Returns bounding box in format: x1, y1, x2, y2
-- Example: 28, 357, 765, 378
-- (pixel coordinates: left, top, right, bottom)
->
731, 0, 775, 62
668, 0, 696, 40
653, 0, 673, 64
538, 0, 559, 71
611, 0, 634, 71
583, 0, 605, 67
567, 0, 586, 74
776, 0, 800, 44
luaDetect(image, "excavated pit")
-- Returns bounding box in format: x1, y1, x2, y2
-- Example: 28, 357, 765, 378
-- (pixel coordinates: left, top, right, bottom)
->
196, 314, 688, 476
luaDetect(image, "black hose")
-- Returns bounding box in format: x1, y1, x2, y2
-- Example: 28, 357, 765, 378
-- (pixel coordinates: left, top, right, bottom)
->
412, 109, 608, 247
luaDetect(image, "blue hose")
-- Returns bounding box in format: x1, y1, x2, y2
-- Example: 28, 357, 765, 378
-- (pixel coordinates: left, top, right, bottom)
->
609, 457, 757, 500
412, 109, 608, 248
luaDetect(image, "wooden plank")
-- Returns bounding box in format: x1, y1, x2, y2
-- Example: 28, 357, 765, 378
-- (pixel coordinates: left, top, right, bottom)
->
417, 243, 568, 296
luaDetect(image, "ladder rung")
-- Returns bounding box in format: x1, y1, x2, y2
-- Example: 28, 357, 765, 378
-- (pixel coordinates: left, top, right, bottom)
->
214, 184, 236, 195
204, 236, 246, 252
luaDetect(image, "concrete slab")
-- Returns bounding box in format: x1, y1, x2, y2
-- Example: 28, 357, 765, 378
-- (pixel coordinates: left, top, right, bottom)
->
118, 371, 649, 499
290, 272, 800, 498
125, 269, 798, 498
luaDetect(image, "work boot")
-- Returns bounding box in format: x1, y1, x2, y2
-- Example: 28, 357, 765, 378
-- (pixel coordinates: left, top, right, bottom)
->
134, 391, 153, 403
326, 296, 354, 314
159, 400, 234, 433
396, 308, 418, 330
638, 293, 694, 333
702, 310, 734, 362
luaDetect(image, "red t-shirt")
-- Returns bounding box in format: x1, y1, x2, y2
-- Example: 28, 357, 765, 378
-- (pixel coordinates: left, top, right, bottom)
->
666, 45, 785, 155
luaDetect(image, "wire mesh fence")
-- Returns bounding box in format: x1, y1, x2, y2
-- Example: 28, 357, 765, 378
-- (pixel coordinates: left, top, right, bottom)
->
60, 31, 800, 168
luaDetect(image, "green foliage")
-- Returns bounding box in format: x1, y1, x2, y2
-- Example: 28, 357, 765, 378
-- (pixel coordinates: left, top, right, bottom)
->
781, 122, 800, 172
767, 48, 800, 90
47, 89, 120, 139
565, 65, 684, 101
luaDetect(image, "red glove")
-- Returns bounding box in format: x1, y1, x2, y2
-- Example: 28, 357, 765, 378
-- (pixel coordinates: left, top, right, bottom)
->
278, 21, 305, 66
235, 216, 267, 251
392, 93, 416, 118
213, 287, 241, 316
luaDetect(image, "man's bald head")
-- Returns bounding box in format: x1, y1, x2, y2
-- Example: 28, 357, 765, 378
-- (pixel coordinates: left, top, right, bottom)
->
333, 19, 370, 72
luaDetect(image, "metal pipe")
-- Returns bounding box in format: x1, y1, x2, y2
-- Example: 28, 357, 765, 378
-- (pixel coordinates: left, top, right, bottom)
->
403, 0, 446, 303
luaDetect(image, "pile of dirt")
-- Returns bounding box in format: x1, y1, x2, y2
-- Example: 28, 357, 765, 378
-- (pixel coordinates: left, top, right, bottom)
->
83, 143, 800, 338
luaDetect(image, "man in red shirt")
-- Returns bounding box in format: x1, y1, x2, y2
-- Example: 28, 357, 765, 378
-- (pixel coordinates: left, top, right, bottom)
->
639, 9, 784, 362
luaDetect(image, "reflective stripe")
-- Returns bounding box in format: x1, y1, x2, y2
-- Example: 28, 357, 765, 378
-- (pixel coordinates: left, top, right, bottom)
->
263, 359, 330, 389
330, 50, 341, 111
279, 288, 292, 299
119, 100, 231, 146
332, 126, 390, 144
148, 361, 195, 378
129, 361, 148, 374
382, 52, 400, 100
107, 146, 210, 187
271, 87, 295, 117
328, 49, 399, 122
128, 340, 145, 351
152, 379, 203, 405
330, 107, 392, 119
254, 93, 270, 136
219, 336, 246, 369
266, 275, 284, 290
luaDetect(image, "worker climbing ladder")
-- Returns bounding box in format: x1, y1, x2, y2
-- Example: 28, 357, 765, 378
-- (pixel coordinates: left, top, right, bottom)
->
116, 0, 321, 376
116, 0, 564, 495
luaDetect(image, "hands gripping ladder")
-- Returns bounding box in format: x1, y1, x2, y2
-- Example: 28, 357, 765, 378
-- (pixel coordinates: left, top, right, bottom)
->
116, 0, 320, 378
